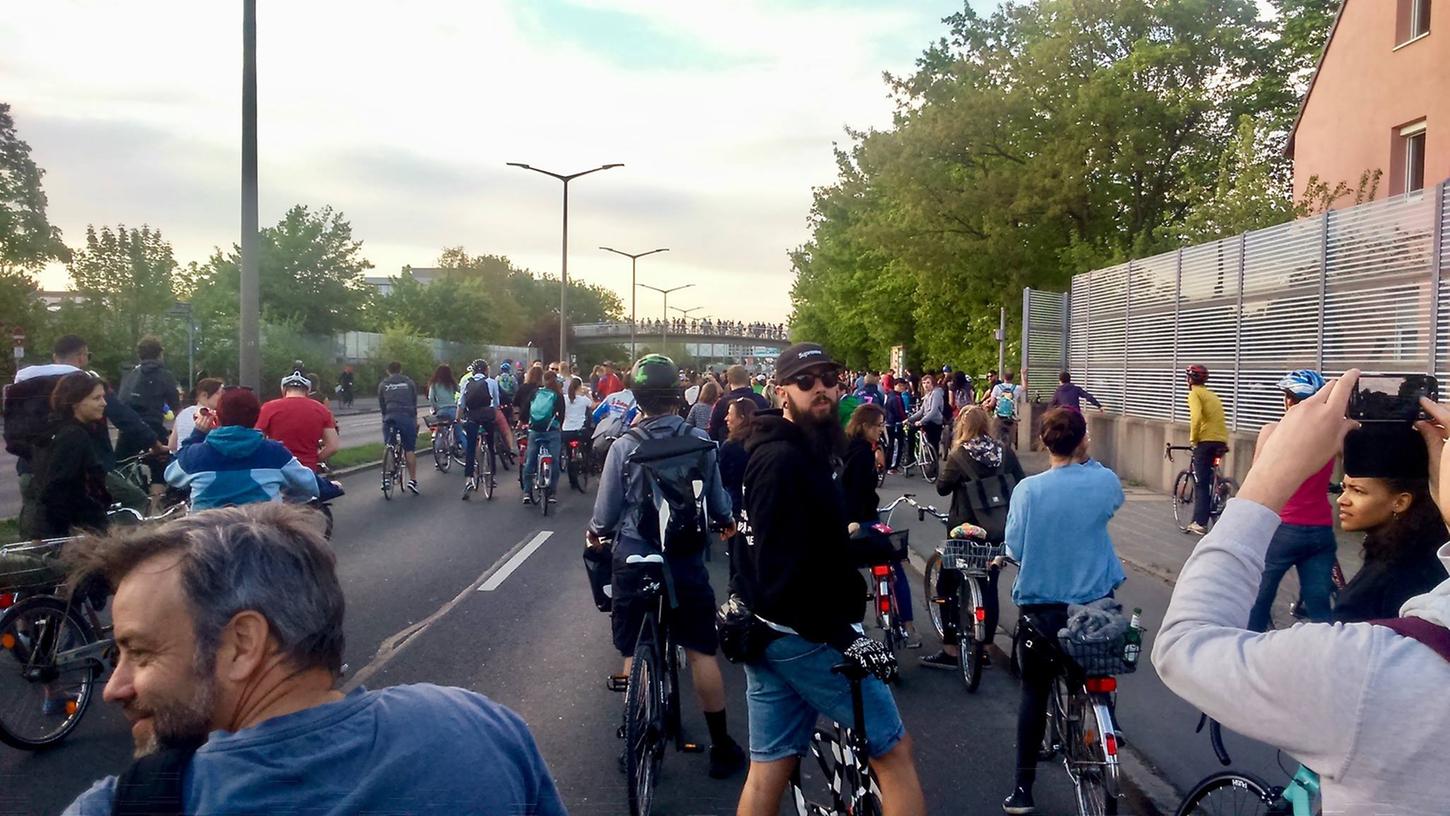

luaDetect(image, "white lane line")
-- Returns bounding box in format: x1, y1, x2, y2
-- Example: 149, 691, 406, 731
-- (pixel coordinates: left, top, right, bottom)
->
478, 530, 553, 591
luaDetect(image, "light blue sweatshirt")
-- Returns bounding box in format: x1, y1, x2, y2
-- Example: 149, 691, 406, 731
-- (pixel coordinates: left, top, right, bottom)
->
1004, 458, 1125, 606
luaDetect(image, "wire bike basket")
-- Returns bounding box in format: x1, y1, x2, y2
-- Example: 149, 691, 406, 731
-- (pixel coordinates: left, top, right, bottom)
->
1058, 635, 1137, 677
936, 540, 1002, 576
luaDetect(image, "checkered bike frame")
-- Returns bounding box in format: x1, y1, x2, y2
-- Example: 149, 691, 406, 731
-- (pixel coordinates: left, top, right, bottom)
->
788, 660, 883, 816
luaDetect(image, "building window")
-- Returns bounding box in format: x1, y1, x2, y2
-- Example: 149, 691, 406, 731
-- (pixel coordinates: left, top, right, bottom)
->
1397, 0, 1432, 44
1393, 121, 1428, 195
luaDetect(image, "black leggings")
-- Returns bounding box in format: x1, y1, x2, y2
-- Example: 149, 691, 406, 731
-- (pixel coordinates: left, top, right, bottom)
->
1013, 604, 1070, 791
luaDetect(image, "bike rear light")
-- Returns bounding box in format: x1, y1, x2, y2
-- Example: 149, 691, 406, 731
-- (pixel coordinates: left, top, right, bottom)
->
974, 607, 987, 622
1104, 732, 1118, 757
1213, 456, 1223, 467
0, 592, 13, 610
569, 440, 580, 448
1085, 677, 1117, 694
0, 632, 14, 650
870, 565, 891, 578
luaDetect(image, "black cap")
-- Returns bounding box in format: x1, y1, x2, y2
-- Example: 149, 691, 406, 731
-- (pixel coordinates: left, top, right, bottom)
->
775, 342, 839, 381
1343, 425, 1429, 480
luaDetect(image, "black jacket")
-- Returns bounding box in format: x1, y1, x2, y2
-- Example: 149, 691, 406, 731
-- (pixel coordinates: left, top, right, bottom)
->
32, 417, 111, 537
936, 440, 1024, 541
5, 369, 155, 473
740, 412, 867, 651
119, 359, 182, 431
841, 436, 880, 526
1333, 544, 1449, 624
718, 439, 749, 519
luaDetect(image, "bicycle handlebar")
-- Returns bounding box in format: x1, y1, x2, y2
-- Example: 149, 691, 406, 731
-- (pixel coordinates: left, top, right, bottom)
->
877, 494, 949, 525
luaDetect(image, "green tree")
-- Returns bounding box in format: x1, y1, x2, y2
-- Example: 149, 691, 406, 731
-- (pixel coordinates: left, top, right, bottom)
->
376, 323, 436, 389
64, 225, 181, 377
0, 103, 68, 273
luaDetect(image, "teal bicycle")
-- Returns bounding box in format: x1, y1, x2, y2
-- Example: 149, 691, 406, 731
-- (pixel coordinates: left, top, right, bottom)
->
1174, 715, 1320, 815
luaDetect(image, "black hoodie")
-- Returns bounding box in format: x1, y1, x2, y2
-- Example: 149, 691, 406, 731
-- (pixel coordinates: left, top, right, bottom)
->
740, 410, 868, 651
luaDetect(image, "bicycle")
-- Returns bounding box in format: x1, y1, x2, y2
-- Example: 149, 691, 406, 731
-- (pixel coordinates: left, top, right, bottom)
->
897, 424, 938, 483
381, 428, 406, 500
114, 452, 186, 516
427, 414, 455, 473
607, 550, 703, 816
523, 434, 556, 516
787, 659, 882, 816
463, 422, 497, 502
1174, 716, 1321, 815
1008, 577, 1132, 816
1166, 444, 1236, 532
566, 435, 591, 492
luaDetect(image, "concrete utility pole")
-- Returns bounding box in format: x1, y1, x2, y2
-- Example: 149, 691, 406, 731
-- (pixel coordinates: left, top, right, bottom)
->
239, 0, 261, 389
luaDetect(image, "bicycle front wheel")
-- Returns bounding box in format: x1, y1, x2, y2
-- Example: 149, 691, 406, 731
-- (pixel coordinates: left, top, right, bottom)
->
1172, 470, 1194, 531
923, 554, 945, 641
625, 628, 664, 816
918, 442, 938, 483
958, 579, 985, 693
1174, 771, 1276, 816
0, 596, 100, 750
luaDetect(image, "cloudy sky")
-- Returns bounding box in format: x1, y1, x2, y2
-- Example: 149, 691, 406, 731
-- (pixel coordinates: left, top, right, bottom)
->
4, 0, 991, 324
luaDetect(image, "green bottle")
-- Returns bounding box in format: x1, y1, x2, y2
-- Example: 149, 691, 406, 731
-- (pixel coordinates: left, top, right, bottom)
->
1123, 608, 1144, 666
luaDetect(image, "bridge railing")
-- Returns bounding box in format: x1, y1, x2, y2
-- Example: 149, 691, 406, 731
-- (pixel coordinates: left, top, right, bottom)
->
573, 321, 789, 341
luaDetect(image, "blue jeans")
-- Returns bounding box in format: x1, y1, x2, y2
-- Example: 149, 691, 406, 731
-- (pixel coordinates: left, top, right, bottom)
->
1248, 522, 1338, 631
523, 430, 561, 492
461, 420, 495, 478
743, 634, 905, 762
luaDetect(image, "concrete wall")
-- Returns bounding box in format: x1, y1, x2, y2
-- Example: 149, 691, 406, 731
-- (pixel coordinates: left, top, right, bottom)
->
1017, 402, 1258, 493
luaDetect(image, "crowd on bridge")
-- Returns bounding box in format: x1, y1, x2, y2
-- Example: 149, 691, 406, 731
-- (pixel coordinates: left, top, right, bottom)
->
628, 318, 787, 340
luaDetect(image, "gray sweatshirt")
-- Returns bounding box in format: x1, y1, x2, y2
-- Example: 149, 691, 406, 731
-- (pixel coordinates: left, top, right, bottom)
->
588, 414, 732, 543
1153, 499, 1450, 815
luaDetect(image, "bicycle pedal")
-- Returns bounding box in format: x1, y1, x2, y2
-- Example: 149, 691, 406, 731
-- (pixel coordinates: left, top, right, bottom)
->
680, 742, 705, 753
606, 675, 629, 692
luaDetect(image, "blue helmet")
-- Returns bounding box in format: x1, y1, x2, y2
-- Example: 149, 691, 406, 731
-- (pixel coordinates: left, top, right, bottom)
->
500, 361, 512, 373
1277, 369, 1326, 401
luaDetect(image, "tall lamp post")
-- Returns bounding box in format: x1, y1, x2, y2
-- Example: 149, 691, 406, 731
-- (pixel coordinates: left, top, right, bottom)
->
599, 246, 668, 360
239, 0, 260, 389
507, 162, 624, 368
638, 283, 694, 351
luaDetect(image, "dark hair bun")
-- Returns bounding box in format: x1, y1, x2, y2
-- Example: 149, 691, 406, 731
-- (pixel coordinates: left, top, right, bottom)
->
1039, 407, 1087, 456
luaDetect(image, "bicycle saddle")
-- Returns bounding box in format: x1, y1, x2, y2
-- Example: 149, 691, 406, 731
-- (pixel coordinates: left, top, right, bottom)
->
625, 553, 666, 565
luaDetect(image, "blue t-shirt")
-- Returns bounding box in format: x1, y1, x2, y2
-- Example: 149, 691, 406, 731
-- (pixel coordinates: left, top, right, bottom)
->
1004, 459, 1126, 606
63, 684, 567, 816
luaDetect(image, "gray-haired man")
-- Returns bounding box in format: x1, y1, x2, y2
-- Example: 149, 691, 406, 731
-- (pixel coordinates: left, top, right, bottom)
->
62, 504, 566, 816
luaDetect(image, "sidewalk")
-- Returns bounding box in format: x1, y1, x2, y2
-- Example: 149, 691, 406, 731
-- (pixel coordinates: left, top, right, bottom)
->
885, 448, 1359, 812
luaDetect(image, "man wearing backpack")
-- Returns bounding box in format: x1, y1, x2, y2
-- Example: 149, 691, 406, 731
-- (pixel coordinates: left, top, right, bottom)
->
520, 370, 566, 505
989, 370, 1021, 450
116, 337, 184, 463
5, 334, 161, 535
586, 354, 747, 779
458, 360, 506, 492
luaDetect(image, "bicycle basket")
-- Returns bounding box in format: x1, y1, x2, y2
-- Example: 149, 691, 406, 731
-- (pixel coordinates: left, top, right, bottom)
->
0, 539, 69, 594
937, 540, 1002, 575
1057, 635, 1137, 677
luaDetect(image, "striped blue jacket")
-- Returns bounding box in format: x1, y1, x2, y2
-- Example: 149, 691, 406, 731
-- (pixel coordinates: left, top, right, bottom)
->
165, 425, 318, 510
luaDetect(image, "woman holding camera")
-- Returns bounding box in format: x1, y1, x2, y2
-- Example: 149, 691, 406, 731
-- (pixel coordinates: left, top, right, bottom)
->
1000, 407, 1125, 815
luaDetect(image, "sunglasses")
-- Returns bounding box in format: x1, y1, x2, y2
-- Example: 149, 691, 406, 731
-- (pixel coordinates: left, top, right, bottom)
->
784, 370, 840, 390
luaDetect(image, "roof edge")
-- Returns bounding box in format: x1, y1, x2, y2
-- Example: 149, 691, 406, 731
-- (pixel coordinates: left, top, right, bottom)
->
1285, 0, 1349, 159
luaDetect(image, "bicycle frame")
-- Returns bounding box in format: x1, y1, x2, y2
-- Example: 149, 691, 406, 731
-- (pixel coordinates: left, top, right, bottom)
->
790, 662, 882, 816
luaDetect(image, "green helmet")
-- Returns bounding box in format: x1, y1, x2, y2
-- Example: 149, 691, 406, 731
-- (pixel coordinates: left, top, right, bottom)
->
632, 354, 681, 396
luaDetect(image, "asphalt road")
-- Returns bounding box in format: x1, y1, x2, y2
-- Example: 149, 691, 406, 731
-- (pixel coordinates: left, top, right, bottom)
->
4, 466, 1120, 816
0, 408, 405, 521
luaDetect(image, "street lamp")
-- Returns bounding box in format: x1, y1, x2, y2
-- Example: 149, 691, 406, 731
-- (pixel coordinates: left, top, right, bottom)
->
507, 161, 624, 367
600, 246, 669, 360
638, 283, 694, 351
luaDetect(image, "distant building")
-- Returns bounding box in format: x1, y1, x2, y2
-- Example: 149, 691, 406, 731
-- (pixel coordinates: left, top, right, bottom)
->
1287, 0, 1446, 203
38, 290, 85, 309
364, 266, 447, 297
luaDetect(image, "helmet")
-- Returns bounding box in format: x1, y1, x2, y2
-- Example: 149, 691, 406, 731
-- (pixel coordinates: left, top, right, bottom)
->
631, 354, 682, 396
942, 365, 953, 374
500, 362, 512, 373
1185, 364, 1209, 385
1277, 369, 1326, 401
280, 370, 312, 392
470, 359, 488, 374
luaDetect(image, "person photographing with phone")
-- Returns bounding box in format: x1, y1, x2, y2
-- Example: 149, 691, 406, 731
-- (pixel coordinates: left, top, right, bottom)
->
1155, 369, 1450, 814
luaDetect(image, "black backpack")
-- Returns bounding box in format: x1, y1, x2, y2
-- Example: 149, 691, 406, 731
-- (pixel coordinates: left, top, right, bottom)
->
626, 423, 718, 556
119, 364, 171, 423
462, 377, 495, 422
2, 374, 63, 462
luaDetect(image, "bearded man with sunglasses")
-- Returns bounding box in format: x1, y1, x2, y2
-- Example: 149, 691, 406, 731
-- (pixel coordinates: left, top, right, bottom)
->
734, 343, 926, 816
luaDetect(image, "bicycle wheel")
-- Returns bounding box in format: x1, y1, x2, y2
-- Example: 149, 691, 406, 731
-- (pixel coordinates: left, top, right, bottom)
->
539, 463, 551, 517
573, 449, 591, 492
625, 624, 664, 816
1172, 470, 1194, 531
1212, 477, 1237, 521
0, 596, 100, 750
1067, 691, 1118, 816
381, 445, 397, 500
483, 446, 496, 501
433, 427, 451, 472
958, 579, 985, 693
923, 554, 945, 640
917, 441, 937, 482
1174, 771, 1276, 816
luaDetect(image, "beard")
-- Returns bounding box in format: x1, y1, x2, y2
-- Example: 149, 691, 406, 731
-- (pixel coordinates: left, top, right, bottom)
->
785, 390, 845, 460
130, 671, 218, 758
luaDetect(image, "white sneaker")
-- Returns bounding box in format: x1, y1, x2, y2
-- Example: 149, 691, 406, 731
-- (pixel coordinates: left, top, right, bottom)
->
1186, 522, 1209, 535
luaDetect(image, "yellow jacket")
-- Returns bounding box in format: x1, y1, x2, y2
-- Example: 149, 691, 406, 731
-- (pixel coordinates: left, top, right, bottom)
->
1188, 386, 1228, 445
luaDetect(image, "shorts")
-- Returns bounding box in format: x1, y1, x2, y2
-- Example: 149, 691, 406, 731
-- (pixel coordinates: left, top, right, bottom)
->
743, 634, 905, 762
383, 416, 417, 451
610, 536, 718, 657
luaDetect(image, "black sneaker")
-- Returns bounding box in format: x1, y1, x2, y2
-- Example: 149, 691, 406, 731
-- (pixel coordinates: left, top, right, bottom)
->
707, 741, 746, 779
1002, 787, 1036, 815
405, 480, 420, 495
919, 650, 956, 670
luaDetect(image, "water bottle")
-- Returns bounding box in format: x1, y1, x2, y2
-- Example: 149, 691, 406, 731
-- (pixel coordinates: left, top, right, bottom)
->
1123, 608, 1144, 667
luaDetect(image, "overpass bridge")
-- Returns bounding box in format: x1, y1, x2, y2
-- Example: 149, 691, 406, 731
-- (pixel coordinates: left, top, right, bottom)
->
572, 321, 788, 366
